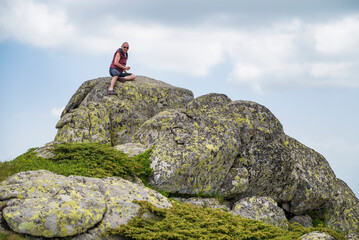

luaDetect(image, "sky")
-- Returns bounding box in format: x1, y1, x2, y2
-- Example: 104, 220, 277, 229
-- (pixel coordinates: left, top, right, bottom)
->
0, 0, 358, 197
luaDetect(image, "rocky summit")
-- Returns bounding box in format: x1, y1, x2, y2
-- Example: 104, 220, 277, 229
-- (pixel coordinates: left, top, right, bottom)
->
1, 76, 358, 239
55, 76, 193, 145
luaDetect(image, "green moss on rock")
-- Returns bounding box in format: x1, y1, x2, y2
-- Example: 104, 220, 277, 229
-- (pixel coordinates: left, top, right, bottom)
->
55, 76, 194, 146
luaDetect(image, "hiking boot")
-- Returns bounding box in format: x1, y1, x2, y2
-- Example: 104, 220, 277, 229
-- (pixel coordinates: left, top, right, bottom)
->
108, 89, 117, 95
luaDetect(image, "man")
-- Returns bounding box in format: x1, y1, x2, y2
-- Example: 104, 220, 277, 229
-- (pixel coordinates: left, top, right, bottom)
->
108, 42, 136, 95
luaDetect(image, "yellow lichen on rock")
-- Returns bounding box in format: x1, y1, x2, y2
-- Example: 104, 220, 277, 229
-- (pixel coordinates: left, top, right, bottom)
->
0, 170, 172, 238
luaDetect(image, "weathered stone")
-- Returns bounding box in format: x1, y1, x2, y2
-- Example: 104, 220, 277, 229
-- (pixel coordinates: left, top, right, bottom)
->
72, 176, 172, 239
55, 101, 111, 144
34, 141, 63, 159
231, 196, 288, 228
55, 76, 194, 145
284, 137, 337, 215
324, 179, 359, 234
114, 142, 147, 157
173, 197, 231, 211
0, 170, 172, 239
135, 94, 243, 196
135, 93, 338, 216
300, 231, 334, 240
289, 215, 313, 228
0, 170, 106, 238
346, 232, 359, 240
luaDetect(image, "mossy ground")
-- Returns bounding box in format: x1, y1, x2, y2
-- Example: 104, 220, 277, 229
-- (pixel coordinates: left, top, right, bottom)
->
115, 201, 346, 240
0, 142, 152, 182
0, 231, 28, 240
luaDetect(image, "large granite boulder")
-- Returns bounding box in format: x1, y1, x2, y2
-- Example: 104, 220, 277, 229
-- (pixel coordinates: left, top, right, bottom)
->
55, 76, 194, 145
324, 179, 359, 234
0, 170, 171, 239
135, 93, 338, 215
231, 196, 288, 228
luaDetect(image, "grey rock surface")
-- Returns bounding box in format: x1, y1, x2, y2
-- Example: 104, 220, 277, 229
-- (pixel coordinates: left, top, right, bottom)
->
346, 232, 359, 240
0, 170, 171, 238
55, 76, 194, 145
300, 231, 334, 240
34, 141, 63, 158
231, 196, 288, 228
289, 215, 313, 228
173, 197, 231, 211
114, 142, 147, 157
324, 179, 359, 234
135, 93, 338, 215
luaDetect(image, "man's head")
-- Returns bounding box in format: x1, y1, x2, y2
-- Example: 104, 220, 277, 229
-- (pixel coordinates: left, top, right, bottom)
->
121, 42, 129, 53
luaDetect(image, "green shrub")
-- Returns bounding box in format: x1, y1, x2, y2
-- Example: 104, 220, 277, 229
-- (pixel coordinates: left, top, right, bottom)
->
308, 208, 328, 227
0, 231, 28, 240
0, 143, 153, 182
114, 201, 346, 240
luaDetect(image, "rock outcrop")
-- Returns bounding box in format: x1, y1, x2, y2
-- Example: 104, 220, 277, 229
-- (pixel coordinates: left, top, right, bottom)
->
55, 76, 193, 145
0, 170, 171, 239
135, 93, 337, 216
54, 77, 359, 235
324, 179, 359, 234
1, 76, 358, 238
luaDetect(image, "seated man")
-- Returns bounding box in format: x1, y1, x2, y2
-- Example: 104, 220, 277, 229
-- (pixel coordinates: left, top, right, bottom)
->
108, 42, 136, 95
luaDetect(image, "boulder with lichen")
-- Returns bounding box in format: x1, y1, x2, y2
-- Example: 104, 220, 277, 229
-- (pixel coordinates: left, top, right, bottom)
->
300, 231, 335, 240
289, 215, 313, 228
324, 179, 359, 234
55, 76, 194, 145
231, 196, 288, 228
0, 170, 171, 239
135, 93, 338, 216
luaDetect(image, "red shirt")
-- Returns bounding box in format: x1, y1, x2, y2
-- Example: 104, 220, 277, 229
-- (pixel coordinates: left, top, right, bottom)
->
110, 49, 128, 72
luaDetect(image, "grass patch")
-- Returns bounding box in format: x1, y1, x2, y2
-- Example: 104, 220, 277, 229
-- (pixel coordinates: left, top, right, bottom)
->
0, 231, 28, 240
0, 143, 153, 182
308, 208, 328, 227
114, 201, 346, 240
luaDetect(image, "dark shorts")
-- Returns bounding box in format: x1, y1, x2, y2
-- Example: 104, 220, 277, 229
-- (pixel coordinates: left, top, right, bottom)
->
109, 68, 132, 77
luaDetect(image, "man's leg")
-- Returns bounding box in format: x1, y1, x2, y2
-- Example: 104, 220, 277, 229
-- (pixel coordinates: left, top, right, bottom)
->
109, 75, 119, 90
119, 74, 136, 82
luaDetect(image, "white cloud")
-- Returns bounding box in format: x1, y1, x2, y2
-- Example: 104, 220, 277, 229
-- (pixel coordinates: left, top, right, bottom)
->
310, 62, 352, 78
313, 16, 359, 55
0, 0, 75, 48
223, 18, 359, 92
1, 0, 359, 92
51, 106, 64, 118
133, 26, 224, 76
